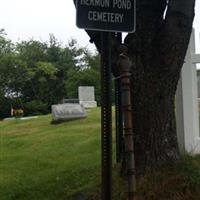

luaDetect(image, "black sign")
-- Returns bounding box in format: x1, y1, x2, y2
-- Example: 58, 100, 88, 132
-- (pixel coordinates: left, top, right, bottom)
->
76, 0, 136, 32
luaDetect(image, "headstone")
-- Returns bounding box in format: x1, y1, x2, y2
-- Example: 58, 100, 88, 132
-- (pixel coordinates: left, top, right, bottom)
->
78, 86, 97, 108
51, 103, 86, 123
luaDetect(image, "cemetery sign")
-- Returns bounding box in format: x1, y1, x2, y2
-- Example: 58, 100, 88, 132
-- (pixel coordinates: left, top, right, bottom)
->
76, 0, 136, 32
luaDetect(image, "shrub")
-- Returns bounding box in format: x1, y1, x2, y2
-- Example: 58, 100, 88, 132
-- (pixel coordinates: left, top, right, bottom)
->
0, 97, 12, 119
24, 100, 49, 116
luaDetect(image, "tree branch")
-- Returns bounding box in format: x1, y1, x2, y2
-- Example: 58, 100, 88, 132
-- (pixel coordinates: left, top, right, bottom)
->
168, 0, 195, 18
157, 0, 195, 74
124, 0, 168, 74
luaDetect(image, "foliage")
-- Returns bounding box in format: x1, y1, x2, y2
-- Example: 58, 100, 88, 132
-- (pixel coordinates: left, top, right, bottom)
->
66, 68, 101, 104
0, 53, 28, 97
0, 96, 12, 119
0, 31, 100, 117
23, 100, 49, 116
65, 48, 101, 104
16, 40, 48, 66
0, 29, 13, 55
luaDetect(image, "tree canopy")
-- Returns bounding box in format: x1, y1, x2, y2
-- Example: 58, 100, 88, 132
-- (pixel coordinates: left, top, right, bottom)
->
0, 33, 100, 118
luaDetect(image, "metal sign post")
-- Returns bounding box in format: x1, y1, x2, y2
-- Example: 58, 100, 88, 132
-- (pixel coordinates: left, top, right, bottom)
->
76, 1, 136, 200
101, 32, 112, 200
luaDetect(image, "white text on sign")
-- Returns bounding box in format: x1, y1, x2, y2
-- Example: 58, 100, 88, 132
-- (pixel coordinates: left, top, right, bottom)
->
88, 11, 123, 23
80, 0, 132, 9
80, 0, 132, 23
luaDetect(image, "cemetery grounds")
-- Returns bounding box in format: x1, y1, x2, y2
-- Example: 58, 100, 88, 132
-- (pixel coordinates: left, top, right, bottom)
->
0, 108, 200, 200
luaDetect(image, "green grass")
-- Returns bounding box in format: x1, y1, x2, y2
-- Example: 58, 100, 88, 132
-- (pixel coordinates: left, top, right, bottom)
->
1, 108, 200, 200
0, 108, 104, 200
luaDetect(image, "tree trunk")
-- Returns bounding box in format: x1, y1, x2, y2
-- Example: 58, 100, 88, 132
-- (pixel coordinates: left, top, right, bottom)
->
122, 0, 195, 172
130, 65, 180, 173
121, 1, 194, 173
74, 0, 196, 173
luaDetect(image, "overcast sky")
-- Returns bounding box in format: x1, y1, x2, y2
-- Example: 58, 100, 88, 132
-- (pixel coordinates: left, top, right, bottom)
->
0, 0, 199, 52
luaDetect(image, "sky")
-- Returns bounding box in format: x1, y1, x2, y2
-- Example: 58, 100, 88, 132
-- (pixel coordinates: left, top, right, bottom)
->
0, 0, 199, 53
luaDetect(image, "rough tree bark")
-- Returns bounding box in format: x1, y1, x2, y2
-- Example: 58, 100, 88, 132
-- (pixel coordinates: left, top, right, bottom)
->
74, 0, 196, 174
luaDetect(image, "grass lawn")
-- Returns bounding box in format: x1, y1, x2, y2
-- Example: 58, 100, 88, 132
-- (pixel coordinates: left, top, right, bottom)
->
0, 107, 200, 200
0, 108, 105, 200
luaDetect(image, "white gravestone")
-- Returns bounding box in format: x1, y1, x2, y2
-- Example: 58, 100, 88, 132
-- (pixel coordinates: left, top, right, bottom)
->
78, 86, 97, 108
51, 103, 86, 123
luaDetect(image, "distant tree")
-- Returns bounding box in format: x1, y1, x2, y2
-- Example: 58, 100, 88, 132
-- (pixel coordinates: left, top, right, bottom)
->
66, 67, 101, 103
0, 31, 101, 117
15, 37, 77, 106
46, 35, 76, 101
0, 53, 28, 97
15, 40, 48, 103
16, 40, 47, 66
65, 49, 101, 103
0, 30, 27, 117
0, 29, 13, 55
0, 31, 27, 98
83, 48, 100, 71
